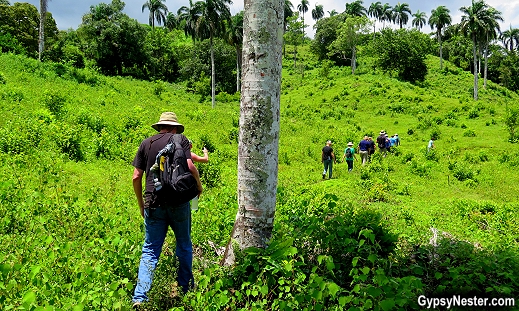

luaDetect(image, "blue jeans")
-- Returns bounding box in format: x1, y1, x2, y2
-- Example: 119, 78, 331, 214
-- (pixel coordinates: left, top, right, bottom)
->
133, 201, 193, 303
323, 159, 333, 178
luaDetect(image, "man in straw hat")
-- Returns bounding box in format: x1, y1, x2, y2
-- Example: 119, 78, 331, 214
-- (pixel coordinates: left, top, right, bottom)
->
131, 112, 203, 307
342, 142, 358, 172
376, 130, 387, 157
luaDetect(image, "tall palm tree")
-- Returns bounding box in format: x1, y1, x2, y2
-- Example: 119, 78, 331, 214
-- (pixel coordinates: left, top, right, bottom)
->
311, 4, 324, 21
380, 3, 392, 28
38, 0, 51, 61
178, 0, 203, 42
198, 0, 232, 108
345, 0, 366, 17
368, 1, 383, 38
392, 2, 411, 29
142, 0, 168, 29
411, 10, 426, 30
501, 26, 519, 51
429, 5, 451, 69
481, 7, 502, 88
460, 0, 490, 100
165, 12, 179, 31
297, 0, 309, 38
224, 12, 243, 93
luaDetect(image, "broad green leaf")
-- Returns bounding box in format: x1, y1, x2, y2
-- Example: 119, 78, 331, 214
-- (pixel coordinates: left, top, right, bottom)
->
380, 298, 396, 311
22, 291, 36, 305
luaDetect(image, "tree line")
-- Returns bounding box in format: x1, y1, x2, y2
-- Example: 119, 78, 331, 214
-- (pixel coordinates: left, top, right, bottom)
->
1, 0, 518, 101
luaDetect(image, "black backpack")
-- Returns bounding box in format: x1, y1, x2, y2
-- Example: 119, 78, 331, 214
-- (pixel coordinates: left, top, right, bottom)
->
346, 148, 352, 158
151, 134, 198, 206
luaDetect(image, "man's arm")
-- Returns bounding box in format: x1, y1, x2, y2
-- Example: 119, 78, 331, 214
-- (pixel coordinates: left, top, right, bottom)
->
187, 159, 203, 196
133, 167, 145, 218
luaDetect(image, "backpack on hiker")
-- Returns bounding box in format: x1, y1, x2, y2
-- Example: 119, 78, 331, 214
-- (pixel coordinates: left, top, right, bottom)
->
345, 148, 353, 158
151, 134, 198, 206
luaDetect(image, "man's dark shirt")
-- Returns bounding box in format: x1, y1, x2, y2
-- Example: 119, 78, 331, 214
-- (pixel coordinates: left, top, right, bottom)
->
322, 146, 333, 161
132, 133, 191, 195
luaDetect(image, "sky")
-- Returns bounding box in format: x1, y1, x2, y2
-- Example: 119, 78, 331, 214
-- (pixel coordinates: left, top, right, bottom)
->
20, 0, 519, 38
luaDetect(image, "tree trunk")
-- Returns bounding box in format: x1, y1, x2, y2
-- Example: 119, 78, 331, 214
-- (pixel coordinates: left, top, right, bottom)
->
351, 46, 356, 75
438, 30, 443, 70
211, 35, 216, 108
38, 0, 47, 61
221, 0, 283, 266
484, 35, 488, 88
472, 36, 478, 101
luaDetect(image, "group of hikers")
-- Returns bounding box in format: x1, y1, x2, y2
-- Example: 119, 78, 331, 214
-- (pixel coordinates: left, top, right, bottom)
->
321, 130, 400, 179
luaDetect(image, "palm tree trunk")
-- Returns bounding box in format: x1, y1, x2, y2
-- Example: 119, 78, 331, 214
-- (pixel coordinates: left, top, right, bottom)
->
484, 34, 488, 88
352, 46, 356, 75
38, 0, 47, 61
472, 36, 478, 100
211, 35, 216, 108
438, 30, 443, 70
221, 0, 283, 266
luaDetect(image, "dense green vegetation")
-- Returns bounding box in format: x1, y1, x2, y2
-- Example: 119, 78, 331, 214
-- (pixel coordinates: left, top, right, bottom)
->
1, 39, 519, 310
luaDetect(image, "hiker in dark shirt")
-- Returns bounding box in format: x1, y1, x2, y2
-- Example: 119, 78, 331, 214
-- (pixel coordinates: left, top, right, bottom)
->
358, 136, 370, 165
321, 140, 335, 179
376, 130, 387, 157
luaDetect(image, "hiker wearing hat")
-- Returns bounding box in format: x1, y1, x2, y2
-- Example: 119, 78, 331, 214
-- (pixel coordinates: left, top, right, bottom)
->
321, 140, 335, 179
394, 134, 400, 146
342, 142, 358, 172
131, 112, 203, 307
376, 130, 387, 157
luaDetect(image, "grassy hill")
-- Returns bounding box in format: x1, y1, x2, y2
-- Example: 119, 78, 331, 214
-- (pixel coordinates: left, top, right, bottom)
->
1, 50, 518, 310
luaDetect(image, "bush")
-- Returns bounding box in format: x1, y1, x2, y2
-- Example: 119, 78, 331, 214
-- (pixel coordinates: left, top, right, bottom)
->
41, 90, 67, 118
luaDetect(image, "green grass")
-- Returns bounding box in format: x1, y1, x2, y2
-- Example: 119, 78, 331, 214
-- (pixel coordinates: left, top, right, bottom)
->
1, 49, 519, 310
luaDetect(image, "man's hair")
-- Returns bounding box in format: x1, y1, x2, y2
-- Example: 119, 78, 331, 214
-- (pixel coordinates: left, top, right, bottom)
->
158, 125, 177, 131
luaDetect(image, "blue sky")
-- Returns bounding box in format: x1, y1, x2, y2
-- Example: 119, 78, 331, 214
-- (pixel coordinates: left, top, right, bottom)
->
21, 0, 519, 38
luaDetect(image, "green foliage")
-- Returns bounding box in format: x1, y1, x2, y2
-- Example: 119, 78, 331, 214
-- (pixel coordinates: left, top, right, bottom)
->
370, 28, 432, 82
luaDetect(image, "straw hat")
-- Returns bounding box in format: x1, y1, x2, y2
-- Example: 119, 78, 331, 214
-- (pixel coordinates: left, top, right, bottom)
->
347, 142, 353, 146
151, 112, 184, 133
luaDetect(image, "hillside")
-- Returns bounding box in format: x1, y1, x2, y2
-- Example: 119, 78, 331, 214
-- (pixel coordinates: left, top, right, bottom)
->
1, 52, 518, 310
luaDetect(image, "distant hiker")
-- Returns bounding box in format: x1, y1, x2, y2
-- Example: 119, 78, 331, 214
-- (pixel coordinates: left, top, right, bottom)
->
321, 140, 335, 179
377, 131, 387, 157
342, 142, 357, 172
358, 136, 370, 165
367, 137, 376, 162
428, 137, 435, 152
131, 112, 203, 307
389, 135, 397, 150
394, 134, 400, 146
189, 140, 209, 163
385, 134, 391, 153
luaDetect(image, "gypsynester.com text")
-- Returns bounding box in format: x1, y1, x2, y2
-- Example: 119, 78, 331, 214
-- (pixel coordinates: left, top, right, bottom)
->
418, 295, 515, 309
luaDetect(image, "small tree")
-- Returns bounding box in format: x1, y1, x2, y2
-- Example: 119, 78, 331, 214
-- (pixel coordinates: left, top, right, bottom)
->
284, 14, 304, 69
329, 15, 372, 75
371, 28, 431, 82
506, 109, 519, 143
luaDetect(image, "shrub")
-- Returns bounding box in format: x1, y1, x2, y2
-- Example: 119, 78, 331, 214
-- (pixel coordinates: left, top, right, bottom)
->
41, 90, 67, 118
197, 160, 221, 188
449, 161, 479, 182
54, 123, 84, 161
463, 129, 476, 137
199, 134, 216, 153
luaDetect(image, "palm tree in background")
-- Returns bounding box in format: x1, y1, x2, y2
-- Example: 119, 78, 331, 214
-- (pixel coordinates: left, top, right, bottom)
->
224, 12, 243, 92
311, 4, 324, 22
429, 5, 451, 69
344, 0, 366, 17
297, 0, 309, 38
380, 3, 392, 28
142, 0, 168, 29
368, 1, 382, 39
501, 25, 519, 51
165, 12, 179, 31
460, 0, 491, 100
392, 2, 411, 29
38, 0, 51, 61
197, 0, 232, 108
480, 7, 502, 88
178, 0, 203, 42
411, 10, 426, 30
